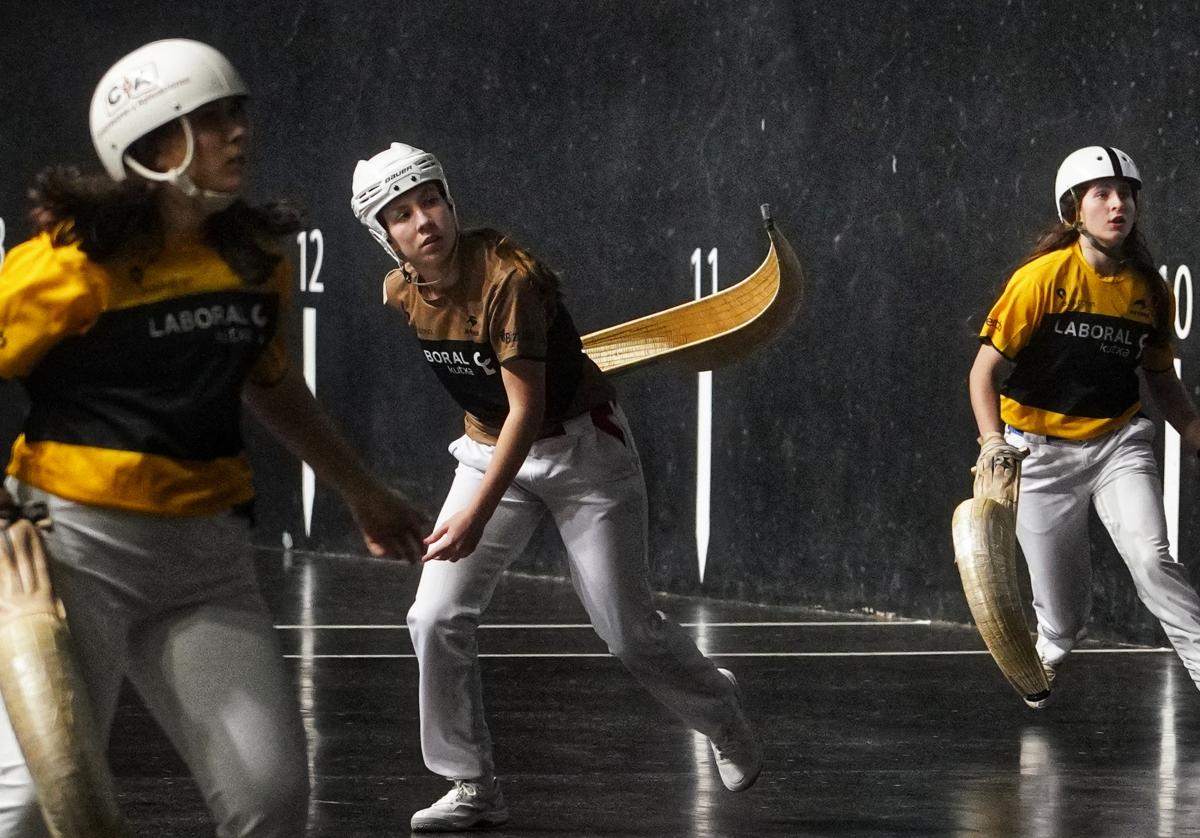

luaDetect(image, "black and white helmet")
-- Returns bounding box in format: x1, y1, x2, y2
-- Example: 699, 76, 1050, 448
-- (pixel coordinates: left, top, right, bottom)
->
1054, 146, 1141, 223
351, 143, 452, 264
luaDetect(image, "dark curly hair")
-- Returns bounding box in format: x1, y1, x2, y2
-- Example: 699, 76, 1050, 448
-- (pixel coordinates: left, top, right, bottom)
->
27, 164, 304, 285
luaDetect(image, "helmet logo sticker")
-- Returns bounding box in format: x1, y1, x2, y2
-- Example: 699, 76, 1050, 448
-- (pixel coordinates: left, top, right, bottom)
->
104, 63, 160, 115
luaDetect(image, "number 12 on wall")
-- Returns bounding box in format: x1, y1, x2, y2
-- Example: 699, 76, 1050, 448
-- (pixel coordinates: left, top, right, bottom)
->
297, 230, 325, 537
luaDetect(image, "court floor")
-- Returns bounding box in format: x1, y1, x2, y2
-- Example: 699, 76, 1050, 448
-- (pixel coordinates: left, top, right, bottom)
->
106, 548, 1200, 837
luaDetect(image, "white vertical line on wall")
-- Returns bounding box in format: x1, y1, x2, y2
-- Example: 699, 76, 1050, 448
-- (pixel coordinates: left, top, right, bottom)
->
302, 307, 317, 537
694, 248, 717, 584
1163, 263, 1191, 559
1165, 358, 1182, 558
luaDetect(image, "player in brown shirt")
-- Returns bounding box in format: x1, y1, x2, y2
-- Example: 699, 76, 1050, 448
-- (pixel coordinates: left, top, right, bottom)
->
352, 143, 763, 832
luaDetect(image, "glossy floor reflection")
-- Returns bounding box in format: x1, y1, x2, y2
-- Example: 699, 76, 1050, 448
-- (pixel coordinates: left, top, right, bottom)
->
106, 548, 1200, 837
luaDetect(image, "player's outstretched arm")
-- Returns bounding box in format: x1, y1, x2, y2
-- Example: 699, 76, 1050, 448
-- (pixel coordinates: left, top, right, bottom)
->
243, 366, 427, 562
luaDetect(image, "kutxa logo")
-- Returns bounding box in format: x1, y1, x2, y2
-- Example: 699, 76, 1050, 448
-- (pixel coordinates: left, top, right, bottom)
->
106, 63, 159, 113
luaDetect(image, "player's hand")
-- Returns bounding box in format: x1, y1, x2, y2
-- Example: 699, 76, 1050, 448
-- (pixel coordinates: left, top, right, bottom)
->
972, 431, 1028, 505
347, 485, 428, 564
0, 518, 63, 622
422, 510, 486, 563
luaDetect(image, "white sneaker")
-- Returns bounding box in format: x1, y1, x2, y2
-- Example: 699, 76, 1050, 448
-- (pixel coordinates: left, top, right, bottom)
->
710, 668, 763, 791
410, 779, 510, 832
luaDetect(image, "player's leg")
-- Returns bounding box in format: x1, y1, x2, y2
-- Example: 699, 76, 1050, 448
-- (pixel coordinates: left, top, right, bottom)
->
544, 406, 760, 790
1012, 441, 1094, 668
407, 437, 542, 830
123, 514, 308, 838
1093, 420, 1200, 688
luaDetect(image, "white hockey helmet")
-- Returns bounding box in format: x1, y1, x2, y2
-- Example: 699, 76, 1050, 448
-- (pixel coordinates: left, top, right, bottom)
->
1054, 146, 1141, 223
351, 143, 452, 263
89, 39, 247, 203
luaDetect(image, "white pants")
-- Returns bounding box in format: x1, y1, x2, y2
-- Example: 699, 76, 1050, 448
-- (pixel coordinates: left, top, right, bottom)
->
0, 481, 310, 838
1007, 417, 1200, 687
407, 404, 741, 780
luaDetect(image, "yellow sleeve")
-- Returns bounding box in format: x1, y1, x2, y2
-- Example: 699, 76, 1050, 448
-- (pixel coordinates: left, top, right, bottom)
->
979, 267, 1046, 361
0, 235, 106, 379
246, 252, 292, 387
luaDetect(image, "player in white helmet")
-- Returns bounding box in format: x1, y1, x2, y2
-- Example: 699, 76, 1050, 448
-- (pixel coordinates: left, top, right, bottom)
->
968, 146, 1200, 707
351, 142, 763, 832
0, 39, 425, 835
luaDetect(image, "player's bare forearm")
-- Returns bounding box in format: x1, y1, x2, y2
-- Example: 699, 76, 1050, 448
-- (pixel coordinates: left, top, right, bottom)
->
242, 366, 377, 498
968, 344, 1009, 437
1145, 368, 1200, 450
423, 359, 544, 563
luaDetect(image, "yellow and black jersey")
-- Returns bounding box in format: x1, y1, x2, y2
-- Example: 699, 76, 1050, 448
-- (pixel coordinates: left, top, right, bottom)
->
980, 242, 1173, 440
0, 229, 289, 515
385, 229, 614, 444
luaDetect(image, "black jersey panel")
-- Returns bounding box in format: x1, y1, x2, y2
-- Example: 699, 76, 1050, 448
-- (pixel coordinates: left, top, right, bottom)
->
21, 290, 279, 459
418, 299, 584, 425
544, 302, 584, 417
417, 338, 510, 423
1002, 311, 1149, 419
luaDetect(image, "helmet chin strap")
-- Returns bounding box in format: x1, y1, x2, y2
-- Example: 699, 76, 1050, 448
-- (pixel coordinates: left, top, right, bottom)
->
1075, 222, 1127, 267
122, 116, 239, 214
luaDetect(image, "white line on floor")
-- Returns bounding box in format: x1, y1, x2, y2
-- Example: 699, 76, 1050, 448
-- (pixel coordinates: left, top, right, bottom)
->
281, 647, 1172, 660
274, 621, 934, 630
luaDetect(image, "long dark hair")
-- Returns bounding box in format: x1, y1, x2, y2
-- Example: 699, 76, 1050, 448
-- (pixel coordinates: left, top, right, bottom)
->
27, 164, 303, 286
1010, 190, 1172, 348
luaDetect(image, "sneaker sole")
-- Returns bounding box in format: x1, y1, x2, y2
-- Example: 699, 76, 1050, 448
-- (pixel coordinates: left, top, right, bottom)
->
1022, 688, 1052, 710
411, 810, 510, 832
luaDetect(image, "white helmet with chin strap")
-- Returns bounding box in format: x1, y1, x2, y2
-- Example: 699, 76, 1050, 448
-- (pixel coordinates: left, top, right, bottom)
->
1054, 146, 1141, 223
89, 38, 247, 210
351, 142, 453, 265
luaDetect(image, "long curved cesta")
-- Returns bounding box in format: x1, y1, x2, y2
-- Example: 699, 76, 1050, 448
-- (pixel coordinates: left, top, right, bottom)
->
581, 206, 804, 375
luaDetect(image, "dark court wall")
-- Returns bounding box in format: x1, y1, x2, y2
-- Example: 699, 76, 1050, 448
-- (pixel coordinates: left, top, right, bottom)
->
3, 1, 1200, 643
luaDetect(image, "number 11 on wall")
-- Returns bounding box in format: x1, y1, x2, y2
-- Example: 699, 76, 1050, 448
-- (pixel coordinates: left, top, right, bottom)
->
693, 246, 717, 584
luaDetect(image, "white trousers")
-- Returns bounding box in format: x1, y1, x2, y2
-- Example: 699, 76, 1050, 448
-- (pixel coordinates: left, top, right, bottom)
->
407, 405, 741, 780
0, 481, 310, 838
1007, 417, 1200, 687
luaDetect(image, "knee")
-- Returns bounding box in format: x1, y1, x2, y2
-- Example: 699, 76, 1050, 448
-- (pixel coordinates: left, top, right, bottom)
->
1128, 551, 1191, 599
600, 610, 664, 661
407, 601, 478, 649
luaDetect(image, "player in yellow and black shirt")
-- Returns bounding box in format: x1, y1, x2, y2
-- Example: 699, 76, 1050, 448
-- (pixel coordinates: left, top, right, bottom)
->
969, 146, 1200, 708
351, 143, 762, 832
0, 40, 422, 836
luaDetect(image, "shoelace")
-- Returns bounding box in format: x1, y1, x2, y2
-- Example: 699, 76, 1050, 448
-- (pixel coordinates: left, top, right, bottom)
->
442, 781, 484, 804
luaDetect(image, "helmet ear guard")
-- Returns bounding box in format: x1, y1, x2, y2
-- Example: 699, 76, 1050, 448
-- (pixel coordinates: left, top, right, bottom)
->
1054, 145, 1141, 224
350, 143, 453, 264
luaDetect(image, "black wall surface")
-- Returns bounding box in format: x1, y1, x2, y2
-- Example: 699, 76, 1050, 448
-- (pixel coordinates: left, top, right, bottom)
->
3, 1, 1200, 642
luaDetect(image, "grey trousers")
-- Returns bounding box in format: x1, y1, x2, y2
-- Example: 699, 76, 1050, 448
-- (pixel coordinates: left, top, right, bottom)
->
1009, 417, 1200, 687
0, 480, 309, 837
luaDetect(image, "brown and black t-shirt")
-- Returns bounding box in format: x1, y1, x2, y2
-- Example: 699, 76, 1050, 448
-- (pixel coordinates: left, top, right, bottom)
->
384, 229, 614, 443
